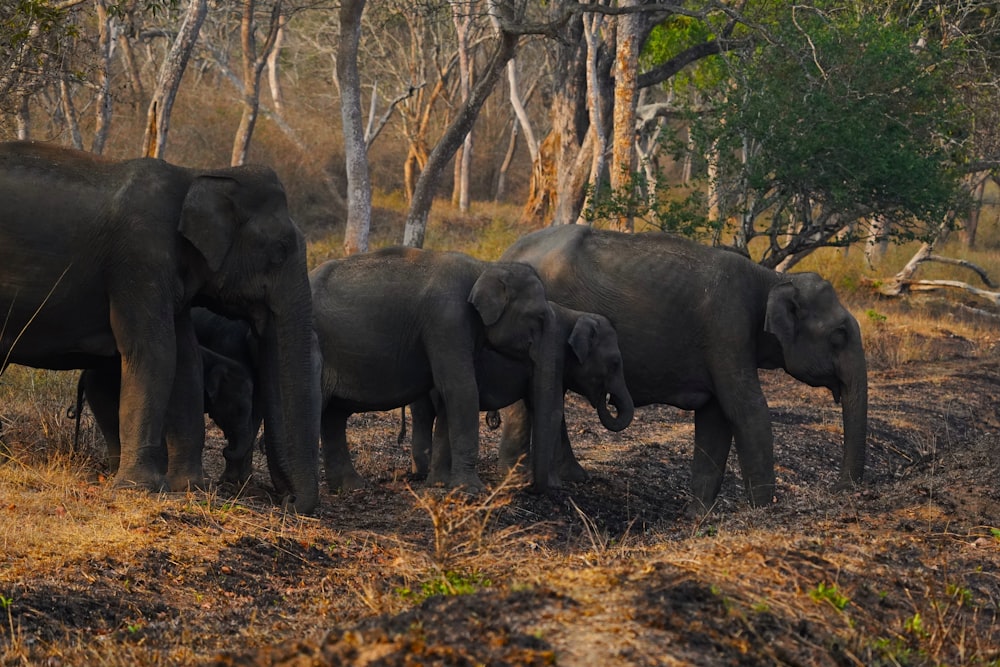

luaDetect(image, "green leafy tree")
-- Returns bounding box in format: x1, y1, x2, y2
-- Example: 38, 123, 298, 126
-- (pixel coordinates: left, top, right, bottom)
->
694, 6, 969, 269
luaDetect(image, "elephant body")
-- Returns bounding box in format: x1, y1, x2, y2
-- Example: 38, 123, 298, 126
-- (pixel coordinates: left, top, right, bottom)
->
501, 225, 868, 511
310, 247, 564, 493
0, 141, 319, 512
408, 302, 634, 483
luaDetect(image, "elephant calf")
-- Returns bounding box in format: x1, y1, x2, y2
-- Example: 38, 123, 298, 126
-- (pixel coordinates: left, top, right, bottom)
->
76, 344, 260, 486
408, 302, 635, 485
311, 247, 565, 494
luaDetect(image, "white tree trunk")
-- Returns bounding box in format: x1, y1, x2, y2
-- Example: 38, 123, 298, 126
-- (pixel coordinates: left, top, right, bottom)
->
338, 0, 372, 255
142, 0, 207, 159
578, 10, 607, 224
610, 0, 641, 232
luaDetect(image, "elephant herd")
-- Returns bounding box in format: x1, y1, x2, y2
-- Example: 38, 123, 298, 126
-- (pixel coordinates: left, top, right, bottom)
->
0, 141, 868, 516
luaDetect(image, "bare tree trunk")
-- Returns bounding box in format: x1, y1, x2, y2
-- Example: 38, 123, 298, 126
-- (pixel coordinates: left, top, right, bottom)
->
961, 175, 987, 249
267, 12, 287, 118
451, 1, 475, 212
864, 215, 890, 267
610, 0, 642, 232
59, 75, 83, 149
338, 0, 372, 255
16, 94, 30, 140
142, 0, 207, 159
403, 28, 519, 248
494, 119, 517, 201
91, 0, 113, 154
578, 10, 607, 225
118, 29, 144, 103
231, 0, 282, 166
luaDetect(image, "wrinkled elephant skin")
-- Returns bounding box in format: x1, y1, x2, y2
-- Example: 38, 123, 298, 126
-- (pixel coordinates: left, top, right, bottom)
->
0, 141, 319, 512
501, 225, 868, 512
409, 301, 634, 484
311, 247, 564, 493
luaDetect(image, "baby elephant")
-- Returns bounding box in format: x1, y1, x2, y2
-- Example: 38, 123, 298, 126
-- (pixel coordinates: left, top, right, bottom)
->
74, 345, 259, 486
408, 302, 634, 485
312, 247, 566, 493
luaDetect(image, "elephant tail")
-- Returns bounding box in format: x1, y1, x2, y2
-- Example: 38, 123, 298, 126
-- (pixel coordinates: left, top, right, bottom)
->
396, 406, 407, 444
66, 372, 86, 451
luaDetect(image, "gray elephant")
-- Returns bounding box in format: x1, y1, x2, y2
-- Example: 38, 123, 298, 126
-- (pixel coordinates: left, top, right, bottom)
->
408, 302, 634, 483
75, 342, 258, 485
310, 247, 564, 493
500, 225, 868, 512
0, 141, 319, 512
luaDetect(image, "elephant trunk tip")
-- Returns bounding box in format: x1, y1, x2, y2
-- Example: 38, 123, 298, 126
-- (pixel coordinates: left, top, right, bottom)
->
596, 391, 634, 432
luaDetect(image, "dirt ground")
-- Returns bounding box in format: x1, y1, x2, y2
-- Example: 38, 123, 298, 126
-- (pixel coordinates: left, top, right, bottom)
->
2, 329, 1000, 665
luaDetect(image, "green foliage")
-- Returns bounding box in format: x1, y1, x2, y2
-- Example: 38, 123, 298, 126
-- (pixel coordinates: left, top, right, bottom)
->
581, 169, 714, 239
397, 571, 491, 602
865, 309, 887, 324
809, 582, 850, 611
682, 4, 970, 266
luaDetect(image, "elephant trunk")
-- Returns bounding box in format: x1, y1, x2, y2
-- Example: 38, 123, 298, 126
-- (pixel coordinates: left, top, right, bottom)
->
259, 267, 320, 513
595, 383, 634, 432
529, 309, 564, 493
836, 346, 868, 490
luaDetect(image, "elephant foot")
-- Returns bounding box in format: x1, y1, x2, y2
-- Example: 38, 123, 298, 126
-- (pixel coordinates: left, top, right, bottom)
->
684, 498, 713, 520
558, 458, 590, 483
113, 465, 168, 492
167, 469, 208, 492
219, 466, 253, 488
498, 455, 525, 475
832, 476, 859, 492
449, 471, 485, 494
746, 482, 777, 508
326, 470, 367, 493
425, 469, 450, 487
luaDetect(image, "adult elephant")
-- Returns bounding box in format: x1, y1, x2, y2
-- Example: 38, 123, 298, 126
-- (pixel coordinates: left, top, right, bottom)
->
0, 141, 319, 513
408, 302, 634, 483
311, 247, 563, 493
501, 225, 868, 512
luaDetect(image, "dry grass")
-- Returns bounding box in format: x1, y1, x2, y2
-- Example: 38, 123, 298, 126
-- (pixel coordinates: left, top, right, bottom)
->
3, 233, 1000, 665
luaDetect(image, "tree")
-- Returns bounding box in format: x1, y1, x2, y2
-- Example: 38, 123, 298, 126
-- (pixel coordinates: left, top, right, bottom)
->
141, 0, 207, 158
338, 0, 372, 255
402, 0, 520, 248
681, 7, 968, 269
231, 0, 283, 166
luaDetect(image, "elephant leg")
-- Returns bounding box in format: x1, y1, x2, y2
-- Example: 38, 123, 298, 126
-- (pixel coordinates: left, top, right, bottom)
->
408, 395, 436, 479
426, 397, 453, 486
555, 417, 589, 483
82, 364, 128, 473
163, 315, 207, 491
497, 400, 531, 473
320, 409, 365, 492
713, 371, 776, 508
691, 398, 734, 515
437, 381, 483, 492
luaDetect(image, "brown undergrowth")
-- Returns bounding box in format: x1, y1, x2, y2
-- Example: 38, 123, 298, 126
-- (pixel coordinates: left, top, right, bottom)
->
2, 297, 1000, 666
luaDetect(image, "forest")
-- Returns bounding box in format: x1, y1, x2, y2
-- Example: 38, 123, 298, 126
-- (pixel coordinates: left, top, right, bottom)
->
2, 1, 1000, 665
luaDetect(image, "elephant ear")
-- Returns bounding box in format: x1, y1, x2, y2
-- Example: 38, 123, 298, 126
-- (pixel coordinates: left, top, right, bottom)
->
764, 281, 801, 347
179, 175, 239, 272
568, 315, 599, 363
469, 268, 509, 326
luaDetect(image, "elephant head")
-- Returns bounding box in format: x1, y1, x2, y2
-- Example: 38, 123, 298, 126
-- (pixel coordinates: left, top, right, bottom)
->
178, 166, 320, 513
764, 273, 868, 489
565, 311, 634, 432
469, 262, 564, 491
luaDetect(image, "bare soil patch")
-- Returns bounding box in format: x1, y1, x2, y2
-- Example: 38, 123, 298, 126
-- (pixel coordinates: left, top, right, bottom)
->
2, 340, 999, 665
